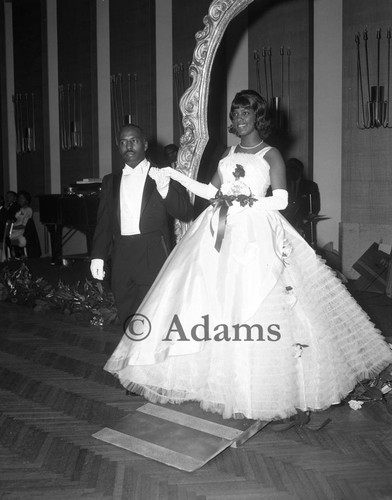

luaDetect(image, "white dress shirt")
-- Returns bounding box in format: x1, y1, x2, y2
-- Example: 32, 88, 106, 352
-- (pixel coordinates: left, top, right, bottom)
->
120, 159, 150, 235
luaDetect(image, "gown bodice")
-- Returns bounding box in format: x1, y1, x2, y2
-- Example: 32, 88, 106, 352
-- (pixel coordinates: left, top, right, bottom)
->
217, 146, 272, 198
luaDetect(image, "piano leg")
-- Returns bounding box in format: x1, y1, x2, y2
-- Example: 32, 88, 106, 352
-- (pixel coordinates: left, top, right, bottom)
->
47, 224, 63, 265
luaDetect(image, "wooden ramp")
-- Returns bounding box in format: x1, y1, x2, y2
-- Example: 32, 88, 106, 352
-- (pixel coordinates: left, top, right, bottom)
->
93, 402, 268, 471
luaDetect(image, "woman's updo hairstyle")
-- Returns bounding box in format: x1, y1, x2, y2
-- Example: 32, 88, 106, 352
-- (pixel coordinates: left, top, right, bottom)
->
228, 89, 270, 138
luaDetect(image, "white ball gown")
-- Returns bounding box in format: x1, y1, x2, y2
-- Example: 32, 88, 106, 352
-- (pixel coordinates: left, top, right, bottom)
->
104, 146, 392, 421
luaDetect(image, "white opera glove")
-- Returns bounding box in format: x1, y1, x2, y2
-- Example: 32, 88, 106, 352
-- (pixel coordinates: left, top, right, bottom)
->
259, 189, 288, 211
90, 258, 105, 280
162, 167, 218, 200
148, 167, 170, 199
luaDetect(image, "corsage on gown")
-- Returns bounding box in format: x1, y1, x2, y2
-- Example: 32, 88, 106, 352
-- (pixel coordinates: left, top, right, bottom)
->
104, 147, 392, 421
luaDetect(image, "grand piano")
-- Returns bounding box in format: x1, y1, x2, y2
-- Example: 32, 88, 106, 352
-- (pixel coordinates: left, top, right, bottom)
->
38, 193, 100, 264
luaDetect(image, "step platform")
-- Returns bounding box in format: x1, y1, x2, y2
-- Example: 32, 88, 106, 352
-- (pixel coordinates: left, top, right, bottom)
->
93, 401, 268, 472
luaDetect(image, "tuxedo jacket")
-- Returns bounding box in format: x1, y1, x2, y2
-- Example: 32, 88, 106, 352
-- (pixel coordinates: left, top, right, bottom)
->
91, 164, 193, 262
5, 202, 20, 221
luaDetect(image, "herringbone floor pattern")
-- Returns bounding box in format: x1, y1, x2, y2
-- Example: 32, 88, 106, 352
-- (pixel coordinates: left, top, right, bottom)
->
0, 301, 392, 500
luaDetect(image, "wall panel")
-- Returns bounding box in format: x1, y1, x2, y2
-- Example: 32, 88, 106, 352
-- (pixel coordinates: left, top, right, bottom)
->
248, 0, 312, 171
57, 0, 98, 190
12, 0, 45, 207
342, 0, 392, 226
110, 0, 156, 170
0, 2, 6, 196
341, 0, 392, 275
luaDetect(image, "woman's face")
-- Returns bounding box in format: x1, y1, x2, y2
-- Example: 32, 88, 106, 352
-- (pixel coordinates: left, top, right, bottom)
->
17, 194, 28, 207
231, 106, 257, 136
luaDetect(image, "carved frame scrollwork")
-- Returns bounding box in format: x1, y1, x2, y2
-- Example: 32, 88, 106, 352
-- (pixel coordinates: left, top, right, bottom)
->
175, 0, 254, 239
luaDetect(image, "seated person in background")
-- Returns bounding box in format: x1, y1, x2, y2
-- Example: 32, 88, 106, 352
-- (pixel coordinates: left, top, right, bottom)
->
4, 190, 19, 221
9, 190, 33, 256
163, 143, 179, 169
281, 158, 320, 240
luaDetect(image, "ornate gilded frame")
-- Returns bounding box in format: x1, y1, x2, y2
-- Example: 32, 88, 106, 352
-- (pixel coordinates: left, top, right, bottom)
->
175, 0, 254, 238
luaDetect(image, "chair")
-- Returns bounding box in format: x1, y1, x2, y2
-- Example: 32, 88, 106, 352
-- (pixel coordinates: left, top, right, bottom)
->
0, 221, 14, 262
4, 221, 28, 260
0, 227, 7, 263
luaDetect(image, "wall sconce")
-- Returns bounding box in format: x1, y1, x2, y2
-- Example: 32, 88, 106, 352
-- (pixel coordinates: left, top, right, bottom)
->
355, 28, 391, 129
253, 46, 291, 132
110, 73, 138, 145
12, 92, 36, 154
59, 83, 83, 150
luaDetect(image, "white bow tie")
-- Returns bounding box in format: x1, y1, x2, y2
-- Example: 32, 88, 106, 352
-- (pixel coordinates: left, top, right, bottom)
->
123, 165, 136, 176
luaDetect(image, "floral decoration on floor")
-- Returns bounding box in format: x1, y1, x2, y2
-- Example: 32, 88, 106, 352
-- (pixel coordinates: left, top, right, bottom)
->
345, 361, 392, 414
0, 263, 118, 327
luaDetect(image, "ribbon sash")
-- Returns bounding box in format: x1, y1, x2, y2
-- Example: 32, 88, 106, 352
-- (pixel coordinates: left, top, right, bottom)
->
210, 198, 232, 252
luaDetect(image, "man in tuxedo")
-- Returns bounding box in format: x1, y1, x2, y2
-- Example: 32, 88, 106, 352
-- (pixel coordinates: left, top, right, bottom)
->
90, 124, 192, 328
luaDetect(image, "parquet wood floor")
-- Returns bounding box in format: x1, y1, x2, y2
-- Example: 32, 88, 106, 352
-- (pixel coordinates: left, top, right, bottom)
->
0, 301, 391, 500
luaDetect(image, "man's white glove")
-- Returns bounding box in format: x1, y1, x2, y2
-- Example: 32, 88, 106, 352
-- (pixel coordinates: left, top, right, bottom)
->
148, 167, 170, 199
163, 167, 218, 200
259, 189, 288, 211
90, 258, 105, 280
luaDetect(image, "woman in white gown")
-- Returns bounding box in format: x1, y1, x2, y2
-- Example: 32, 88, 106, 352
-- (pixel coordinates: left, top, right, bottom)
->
104, 90, 392, 421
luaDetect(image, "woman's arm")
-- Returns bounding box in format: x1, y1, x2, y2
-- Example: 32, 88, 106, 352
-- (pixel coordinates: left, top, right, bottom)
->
181, 147, 229, 192
162, 145, 235, 198
13, 207, 33, 230
209, 169, 222, 190
164, 166, 221, 200
258, 147, 288, 211
265, 147, 287, 191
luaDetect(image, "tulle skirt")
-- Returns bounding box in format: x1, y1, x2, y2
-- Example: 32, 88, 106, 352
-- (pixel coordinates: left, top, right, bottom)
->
104, 204, 392, 420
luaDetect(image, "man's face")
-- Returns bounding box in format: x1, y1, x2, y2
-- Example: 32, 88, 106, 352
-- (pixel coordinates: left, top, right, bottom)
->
118, 126, 147, 168
6, 192, 16, 205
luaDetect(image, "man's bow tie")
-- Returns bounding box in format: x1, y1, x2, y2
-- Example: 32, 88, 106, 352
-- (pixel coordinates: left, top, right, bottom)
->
123, 165, 135, 175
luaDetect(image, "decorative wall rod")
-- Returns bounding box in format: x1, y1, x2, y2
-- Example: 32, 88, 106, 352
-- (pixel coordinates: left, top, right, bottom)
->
253, 46, 292, 132
12, 92, 36, 154
110, 72, 138, 145
356, 27, 391, 129
58, 83, 83, 150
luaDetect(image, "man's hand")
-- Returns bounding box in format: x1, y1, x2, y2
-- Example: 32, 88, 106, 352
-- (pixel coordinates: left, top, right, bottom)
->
90, 258, 105, 280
